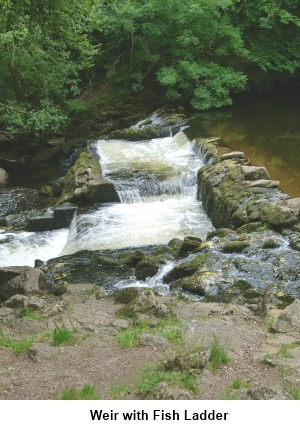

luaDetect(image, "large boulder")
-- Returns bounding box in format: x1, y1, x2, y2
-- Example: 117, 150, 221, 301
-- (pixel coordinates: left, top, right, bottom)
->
58, 151, 120, 204
0, 266, 49, 302
273, 299, 300, 333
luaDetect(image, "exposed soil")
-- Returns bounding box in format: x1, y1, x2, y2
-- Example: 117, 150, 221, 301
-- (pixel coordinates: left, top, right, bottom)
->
0, 286, 299, 400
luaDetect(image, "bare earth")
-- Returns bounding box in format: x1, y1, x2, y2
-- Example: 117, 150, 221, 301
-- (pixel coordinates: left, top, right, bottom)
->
0, 286, 299, 400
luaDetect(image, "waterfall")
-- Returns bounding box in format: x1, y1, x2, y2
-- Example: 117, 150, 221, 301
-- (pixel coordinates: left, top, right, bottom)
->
0, 130, 213, 266
60, 131, 213, 255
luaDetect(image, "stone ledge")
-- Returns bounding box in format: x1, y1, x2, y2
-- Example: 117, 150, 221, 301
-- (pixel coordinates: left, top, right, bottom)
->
194, 134, 300, 231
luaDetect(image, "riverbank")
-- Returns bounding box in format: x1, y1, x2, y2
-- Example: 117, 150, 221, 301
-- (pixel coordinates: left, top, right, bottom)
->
0, 286, 300, 400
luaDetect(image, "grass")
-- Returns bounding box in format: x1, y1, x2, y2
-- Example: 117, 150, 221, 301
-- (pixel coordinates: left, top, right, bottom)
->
51, 326, 78, 346
117, 317, 183, 348
19, 309, 44, 321
284, 381, 300, 400
108, 361, 199, 399
278, 342, 300, 358
0, 332, 35, 355
54, 384, 100, 400
208, 336, 230, 372
266, 315, 275, 333
229, 377, 251, 390
137, 369, 198, 397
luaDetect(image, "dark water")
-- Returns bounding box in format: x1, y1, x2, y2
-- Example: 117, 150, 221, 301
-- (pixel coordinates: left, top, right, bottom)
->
186, 98, 300, 198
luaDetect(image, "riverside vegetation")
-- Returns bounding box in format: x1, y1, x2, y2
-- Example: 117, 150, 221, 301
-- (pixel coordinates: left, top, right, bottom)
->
1, 1, 300, 401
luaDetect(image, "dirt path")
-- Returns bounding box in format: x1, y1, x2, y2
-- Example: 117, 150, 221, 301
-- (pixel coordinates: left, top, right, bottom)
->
0, 287, 299, 400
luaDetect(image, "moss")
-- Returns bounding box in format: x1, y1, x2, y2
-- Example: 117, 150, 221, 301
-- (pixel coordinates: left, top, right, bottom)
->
163, 254, 209, 284
262, 239, 280, 249
222, 241, 250, 254
114, 288, 140, 305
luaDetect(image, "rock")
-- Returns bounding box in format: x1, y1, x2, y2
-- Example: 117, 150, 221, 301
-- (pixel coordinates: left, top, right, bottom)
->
241, 166, 271, 181
246, 387, 290, 400
153, 382, 194, 400
163, 254, 209, 284
4, 294, 28, 309
27, 203, 76, 231
262, 239, 280, 249
109, 126, 164, 141
0, 307, 15, 319
0, 266, 49, 302
119, 250, 145, 267
27, 297, 45, 310
27, 343, 57, 362
221, 151, 246, 160
59, 150, 120, 204
135, 256, 162, 280
178, 236, 203, 256
163, 348, 210, 372
273, 299, 300, 333
139, 333, 169, 349
114, 287, 140, 304
118, 290, 171, 318
206, 229, 233, 239
112, 319, 130, 330
167, 238, 183, 251
249, 179, 280, 188
261, 203, 299, 229
0, 167, 9, 185
222, 241, 250, 253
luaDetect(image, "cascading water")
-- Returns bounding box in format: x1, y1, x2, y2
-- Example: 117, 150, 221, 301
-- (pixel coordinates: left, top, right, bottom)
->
0, 130, 213, 272
60, 131, 213, 255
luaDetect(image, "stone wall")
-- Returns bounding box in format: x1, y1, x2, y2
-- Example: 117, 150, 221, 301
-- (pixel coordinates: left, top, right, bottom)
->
195, 136, 300, 232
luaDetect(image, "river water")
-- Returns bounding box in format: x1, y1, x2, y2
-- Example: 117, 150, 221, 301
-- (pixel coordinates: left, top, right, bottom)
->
1, 97, 299, 268
186, 97, 300, 197
0, 130, 213, 266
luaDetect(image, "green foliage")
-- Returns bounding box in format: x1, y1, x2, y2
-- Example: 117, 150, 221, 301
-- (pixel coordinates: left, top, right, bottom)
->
208, 336, 230, 372
54, 384, 100, 400
19, 309, 44, 321
229, 378, 251, 390
51, 326, 78, 346
266, 315, 275, 333
284, 381, 300, 400
117, 318, 182, 348
137, 369, 199, 397
278, 342, 300, 358
0, 0, 98, 138
97, 0, 248, 110
0, 332, 35, 354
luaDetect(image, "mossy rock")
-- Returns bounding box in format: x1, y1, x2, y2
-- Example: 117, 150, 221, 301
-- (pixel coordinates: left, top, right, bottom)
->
206, 229, 234, 240
274, 291, 294, 309
167, 238, 183, 251
114, 287, 140, 304
261, 203, 299, 230
109, 126, 162, 141
97, 256, 120, 267
119, 251, 145, 267
236, 223, 265, 234
135, 256, 164, 280
262, 239, 280, 249
163, 347, 210, 373
222, 241, 250, 254
116, 290, 170, 319
163, 254, 209, 284
178, 236, 203, 256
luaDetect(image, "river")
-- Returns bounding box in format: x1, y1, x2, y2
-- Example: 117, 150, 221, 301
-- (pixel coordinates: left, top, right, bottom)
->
0, 98, 299, 268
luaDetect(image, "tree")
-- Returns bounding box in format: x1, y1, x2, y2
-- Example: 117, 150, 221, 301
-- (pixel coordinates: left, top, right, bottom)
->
95, 0, 248, 110
0, 0, 98, 140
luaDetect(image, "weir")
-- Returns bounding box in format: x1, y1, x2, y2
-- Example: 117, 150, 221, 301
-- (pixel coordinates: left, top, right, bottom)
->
0, 131, 213, 267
